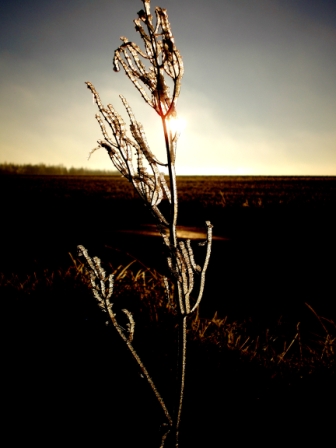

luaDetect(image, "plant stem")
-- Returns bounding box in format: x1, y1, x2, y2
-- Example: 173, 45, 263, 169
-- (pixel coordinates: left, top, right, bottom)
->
107, 306, 173, 427
161, 115, 187, 447
175, 315, 187, 447
161, 116, 178, 247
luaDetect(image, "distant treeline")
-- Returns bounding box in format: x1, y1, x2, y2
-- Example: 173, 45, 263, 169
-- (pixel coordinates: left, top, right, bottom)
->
0, 163, 118, 176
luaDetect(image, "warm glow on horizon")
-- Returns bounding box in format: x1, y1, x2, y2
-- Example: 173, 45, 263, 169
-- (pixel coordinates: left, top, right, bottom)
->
1, 0, 336, 175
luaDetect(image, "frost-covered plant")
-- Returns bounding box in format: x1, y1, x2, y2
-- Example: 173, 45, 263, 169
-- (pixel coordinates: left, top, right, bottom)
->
79, 1, 212, 446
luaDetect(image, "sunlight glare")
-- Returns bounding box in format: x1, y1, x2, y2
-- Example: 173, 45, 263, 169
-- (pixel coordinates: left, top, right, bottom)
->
167, 116, 187, 137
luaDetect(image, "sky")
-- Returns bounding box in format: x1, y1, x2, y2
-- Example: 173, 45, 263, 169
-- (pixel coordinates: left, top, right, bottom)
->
1, 0, 336, 175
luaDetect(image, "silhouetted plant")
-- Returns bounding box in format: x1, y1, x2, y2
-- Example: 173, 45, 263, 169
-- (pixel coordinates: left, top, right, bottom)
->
79, 1, 212, 446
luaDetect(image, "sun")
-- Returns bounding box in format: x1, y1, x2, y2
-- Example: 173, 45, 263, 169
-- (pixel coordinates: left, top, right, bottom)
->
167, 116, 187, 137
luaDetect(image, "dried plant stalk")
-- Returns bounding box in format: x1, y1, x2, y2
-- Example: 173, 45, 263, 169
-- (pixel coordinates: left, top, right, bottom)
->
81, 1, 212, 446
77, 245, 172, 429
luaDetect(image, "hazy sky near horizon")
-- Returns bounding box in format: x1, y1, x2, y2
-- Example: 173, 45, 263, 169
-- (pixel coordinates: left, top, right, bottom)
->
1, 0, 336, 175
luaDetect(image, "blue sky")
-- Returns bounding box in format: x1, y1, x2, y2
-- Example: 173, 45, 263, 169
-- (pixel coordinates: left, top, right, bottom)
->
1, 0, 336, 174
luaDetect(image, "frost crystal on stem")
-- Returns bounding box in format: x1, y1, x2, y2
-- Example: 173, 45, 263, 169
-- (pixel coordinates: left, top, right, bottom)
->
81, 2, 212, 446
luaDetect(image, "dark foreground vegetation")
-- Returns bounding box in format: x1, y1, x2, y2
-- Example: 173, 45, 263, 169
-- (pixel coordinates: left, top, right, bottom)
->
2, 174, 336, 446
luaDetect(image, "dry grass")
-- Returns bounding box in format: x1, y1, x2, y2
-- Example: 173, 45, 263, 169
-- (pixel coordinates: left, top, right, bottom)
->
190, 307, 335, 376
3, 254, 333, 380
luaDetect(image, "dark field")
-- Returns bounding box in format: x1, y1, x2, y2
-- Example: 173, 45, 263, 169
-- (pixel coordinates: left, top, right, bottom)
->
2, 174, 336, 318
2, 174, 336, 446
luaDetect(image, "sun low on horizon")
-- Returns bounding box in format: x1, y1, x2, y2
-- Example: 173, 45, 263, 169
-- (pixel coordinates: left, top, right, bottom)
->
1, 0, 336, 176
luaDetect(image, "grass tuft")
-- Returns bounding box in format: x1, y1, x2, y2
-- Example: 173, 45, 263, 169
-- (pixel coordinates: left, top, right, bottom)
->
2, 253, 333, 381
